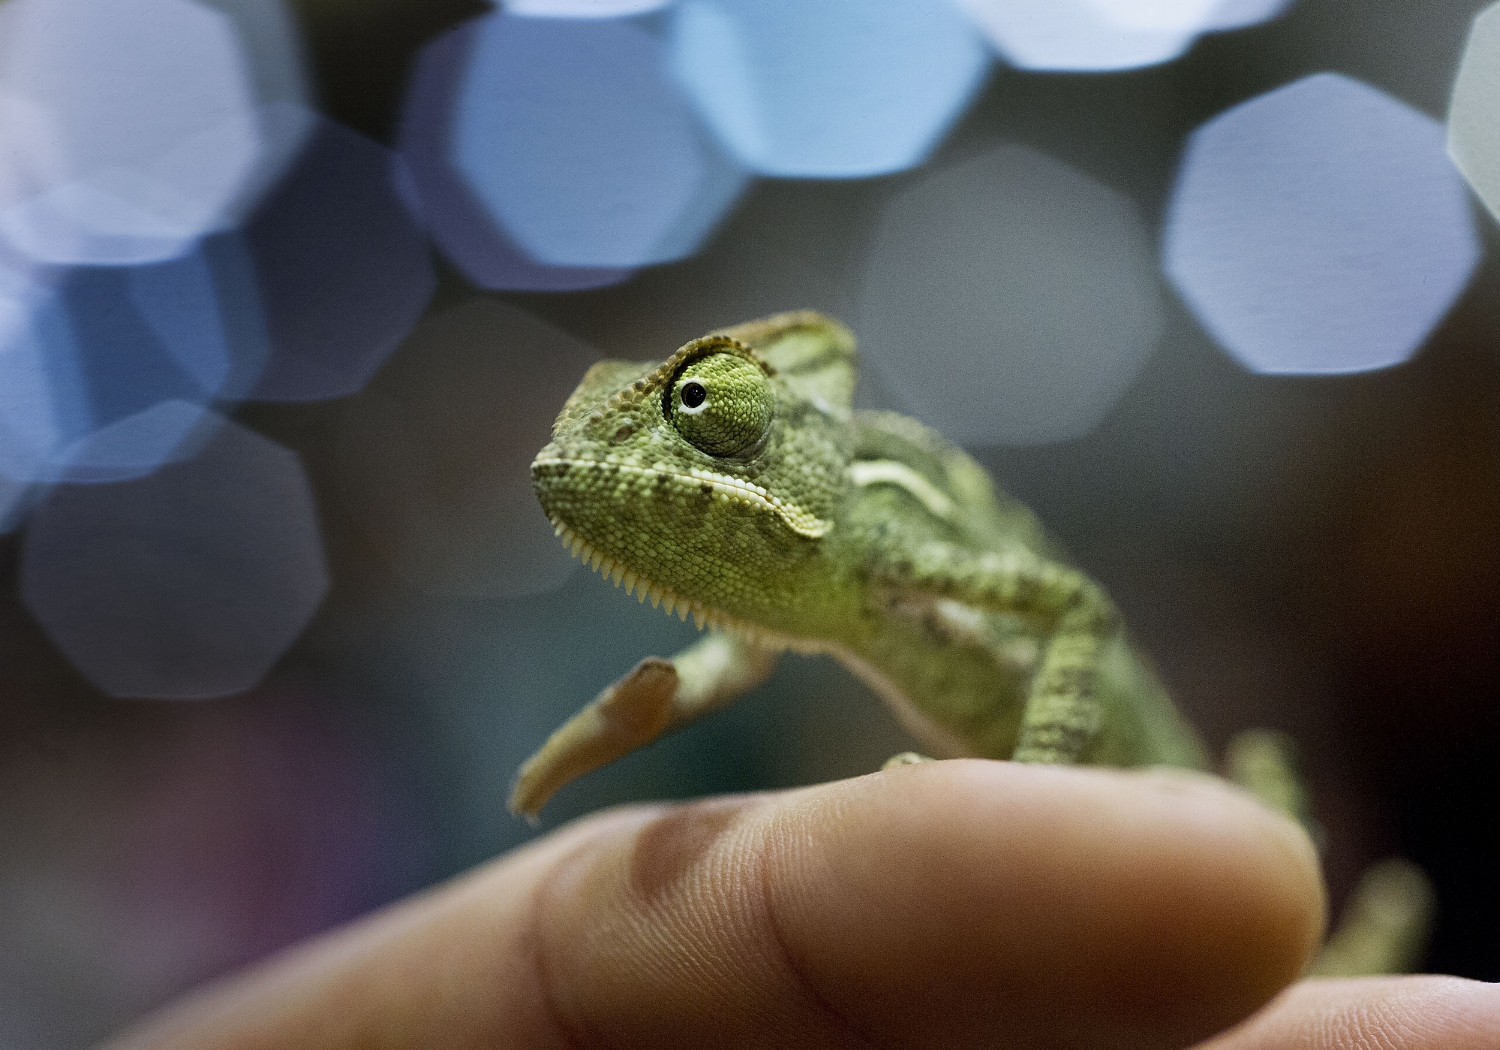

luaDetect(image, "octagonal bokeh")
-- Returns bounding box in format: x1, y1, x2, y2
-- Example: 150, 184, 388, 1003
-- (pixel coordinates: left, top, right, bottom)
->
1166, 73, 1481, 374
0, 0, 309, 266
450, 12, 747, 270
670, 0, 990, 178
859, 145, 1163, 447
398, 18, 631, 291
1449, 2, 1500, 223
21, 414, 329, 699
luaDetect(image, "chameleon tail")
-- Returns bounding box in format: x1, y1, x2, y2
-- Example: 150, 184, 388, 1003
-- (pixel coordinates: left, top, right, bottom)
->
1224, 729, 1435, 976
1307, 858, 1435, 977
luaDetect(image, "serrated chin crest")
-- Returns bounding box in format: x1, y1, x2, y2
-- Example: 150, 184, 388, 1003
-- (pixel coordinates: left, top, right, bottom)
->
546, 514, 821, 655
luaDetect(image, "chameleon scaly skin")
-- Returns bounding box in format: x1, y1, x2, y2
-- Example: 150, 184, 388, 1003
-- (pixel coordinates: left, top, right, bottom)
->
515, 310, 1204, 815
509, 310, 1431, 976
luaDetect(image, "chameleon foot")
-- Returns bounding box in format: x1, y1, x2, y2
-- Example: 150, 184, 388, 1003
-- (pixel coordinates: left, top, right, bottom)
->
882, 752, 935, 770
509, 657, 678, 822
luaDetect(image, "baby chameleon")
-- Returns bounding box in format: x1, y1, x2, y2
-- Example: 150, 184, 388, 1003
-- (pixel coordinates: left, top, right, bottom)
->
512, 310, 1430, 976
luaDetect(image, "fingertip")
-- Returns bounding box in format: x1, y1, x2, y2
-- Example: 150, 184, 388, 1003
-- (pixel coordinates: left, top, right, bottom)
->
1200, 975, 1500, 1050
763, 759, 1327, 1048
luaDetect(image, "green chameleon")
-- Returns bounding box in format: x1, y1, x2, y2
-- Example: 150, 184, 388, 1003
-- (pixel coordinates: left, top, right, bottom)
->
511, 310, 1430, 976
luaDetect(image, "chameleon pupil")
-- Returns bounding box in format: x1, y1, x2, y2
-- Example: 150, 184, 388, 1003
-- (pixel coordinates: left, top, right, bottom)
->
682, 381, 707, 408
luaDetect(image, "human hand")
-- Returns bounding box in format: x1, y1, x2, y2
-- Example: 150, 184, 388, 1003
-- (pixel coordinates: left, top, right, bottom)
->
101, 760, 1498, 1049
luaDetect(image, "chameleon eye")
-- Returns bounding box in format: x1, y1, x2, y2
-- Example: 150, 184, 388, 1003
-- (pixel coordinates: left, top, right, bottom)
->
670, 353, 773, 457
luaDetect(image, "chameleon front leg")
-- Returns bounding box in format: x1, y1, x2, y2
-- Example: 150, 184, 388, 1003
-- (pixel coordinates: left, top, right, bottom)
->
873, 540, 1120, 766
509, 633, 780, 820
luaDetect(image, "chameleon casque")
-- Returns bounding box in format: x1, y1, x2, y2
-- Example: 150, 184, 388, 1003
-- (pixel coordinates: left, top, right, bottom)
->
511, 310, 1430, 975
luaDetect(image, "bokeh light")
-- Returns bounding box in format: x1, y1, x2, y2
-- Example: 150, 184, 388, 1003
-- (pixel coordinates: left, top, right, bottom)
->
0, 263, 231, 486
1449, 2, 1500, 223
0, 0, 309, 266
669, 0, 990, 178
949, 0, 1294, 72
397, 17, 633, 291
336, 299, 596, 599
21, 413, 329, 699
238, 113, 435, 401
859, 144, 1163, 446
1203, 0, 1295, 31
0, 472, 29, 533
505, 0, 673, 14
951, 0, 1198, 71
1165, 73, 1481, 375
451, 12, 747, 269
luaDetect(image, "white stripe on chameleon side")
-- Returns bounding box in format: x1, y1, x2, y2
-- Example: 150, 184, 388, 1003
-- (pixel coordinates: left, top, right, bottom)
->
850, 459, 957, 521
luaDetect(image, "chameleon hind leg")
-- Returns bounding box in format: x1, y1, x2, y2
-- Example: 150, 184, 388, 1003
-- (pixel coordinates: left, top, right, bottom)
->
1225, 729, 1434, 975
509, 633, 779, 820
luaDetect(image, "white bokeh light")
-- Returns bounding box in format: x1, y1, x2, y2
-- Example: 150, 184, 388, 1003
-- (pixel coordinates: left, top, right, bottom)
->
950, 0, 1293, 72
859, 145, 1163, 447
0, 0, 308, 265
505, 0, 673, 14
1449, 2, 1500, 223
1166, 73, 1481, 374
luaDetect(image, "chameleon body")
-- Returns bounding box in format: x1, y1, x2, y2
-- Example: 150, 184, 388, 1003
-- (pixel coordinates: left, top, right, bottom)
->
511, 310, 1429, 976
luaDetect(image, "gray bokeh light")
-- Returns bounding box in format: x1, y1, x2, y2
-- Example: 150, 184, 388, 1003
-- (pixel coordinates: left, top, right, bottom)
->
1449, 2, 1500, 222
1165, 73, 1481, 374
859, 144, 1163, 447
336, 299, 597, 599
21, 414, 329, 698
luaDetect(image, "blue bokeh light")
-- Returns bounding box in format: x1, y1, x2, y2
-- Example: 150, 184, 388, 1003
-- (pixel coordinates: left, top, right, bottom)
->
399, 20, 630, 292
1165, 73, 1481, 375
0, 0, 307, 266
859, 145, 1163, 446
239, 114, 436, 401
669, 0, 990, 178
452, 12, 748, 269
21, 413, 329, 699
0, 262, 226, 485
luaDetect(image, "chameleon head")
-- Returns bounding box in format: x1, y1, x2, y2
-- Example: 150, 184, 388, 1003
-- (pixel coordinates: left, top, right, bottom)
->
531, 330, 851, 638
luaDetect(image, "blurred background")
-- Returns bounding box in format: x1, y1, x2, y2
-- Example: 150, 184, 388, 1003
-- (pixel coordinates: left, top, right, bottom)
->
1, 0, 1498, 1044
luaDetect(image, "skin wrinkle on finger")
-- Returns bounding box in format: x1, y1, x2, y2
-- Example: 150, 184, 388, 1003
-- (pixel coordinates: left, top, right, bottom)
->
535, 793, 876, 1049
1194, 976, 1500, 1050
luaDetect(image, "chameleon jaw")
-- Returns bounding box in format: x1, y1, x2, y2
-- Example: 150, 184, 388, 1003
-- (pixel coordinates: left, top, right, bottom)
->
548, 515, 825, 656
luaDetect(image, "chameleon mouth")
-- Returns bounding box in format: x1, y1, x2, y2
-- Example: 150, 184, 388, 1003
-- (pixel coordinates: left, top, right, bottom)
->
546, 513, 823, 655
